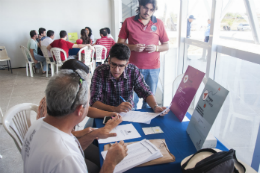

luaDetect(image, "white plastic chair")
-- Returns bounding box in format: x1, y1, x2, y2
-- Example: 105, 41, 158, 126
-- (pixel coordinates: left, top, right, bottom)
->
50, 48, 67, 73
93, 45, 107, 65
3, 103, 38, 152
78, 45, 95, 75
20, 45, 42, 77
41, 46, 55, 77
0, 46, 12, 73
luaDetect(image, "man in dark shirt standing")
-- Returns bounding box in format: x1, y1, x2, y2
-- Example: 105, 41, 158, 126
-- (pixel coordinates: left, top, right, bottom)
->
90, 43, 168, 114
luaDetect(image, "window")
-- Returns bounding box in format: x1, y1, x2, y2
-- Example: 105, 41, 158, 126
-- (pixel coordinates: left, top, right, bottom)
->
212, 53, 260, 166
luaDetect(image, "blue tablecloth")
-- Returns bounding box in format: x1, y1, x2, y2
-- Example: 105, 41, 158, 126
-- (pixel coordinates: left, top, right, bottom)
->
94, 109, 228, 173
69, 48, 80, 55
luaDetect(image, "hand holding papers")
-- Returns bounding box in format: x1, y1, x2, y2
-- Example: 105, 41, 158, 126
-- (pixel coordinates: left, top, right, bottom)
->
101, 139, 163, 173
119, 106, 171, 124
98, 124, 141, 144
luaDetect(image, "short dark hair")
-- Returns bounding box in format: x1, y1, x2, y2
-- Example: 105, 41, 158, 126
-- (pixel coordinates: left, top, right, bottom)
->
60, 30, 67, 38
39, 28, 46, 35
30, 30, 36, 38
109, 43, 130, 61
104, 27, 110, 34
136, 0, 158, 14
85, 27, 92, 37
61, 59, 89, 74
100, 28, 108, 36
47, 30, 54, 37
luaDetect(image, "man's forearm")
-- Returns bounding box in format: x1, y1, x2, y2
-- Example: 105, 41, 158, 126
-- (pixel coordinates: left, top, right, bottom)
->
87, 107, 113, 118
145, 95, 157, 110
100, 160, 116, 173
158, 42, 169, 52
92, 101, 116, 112
30, 50, 36, 61
78, 131, 96, 150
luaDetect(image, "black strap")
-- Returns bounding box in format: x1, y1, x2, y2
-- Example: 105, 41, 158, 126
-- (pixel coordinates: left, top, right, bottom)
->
182, 148, 217, 170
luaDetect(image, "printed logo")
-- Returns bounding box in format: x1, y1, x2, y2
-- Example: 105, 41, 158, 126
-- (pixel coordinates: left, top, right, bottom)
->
202, 90, 209, 100
204, 104, 206, 108
151, 25, 157, 32
183, 75, 188, 83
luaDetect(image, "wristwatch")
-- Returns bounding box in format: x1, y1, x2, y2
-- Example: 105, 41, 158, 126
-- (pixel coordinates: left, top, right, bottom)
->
153, 105, 159, 110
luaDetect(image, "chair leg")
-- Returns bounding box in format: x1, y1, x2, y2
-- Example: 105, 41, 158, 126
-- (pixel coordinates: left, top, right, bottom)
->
56, 64, 59, 74
46, 64, 48, 77
9, 60, 12, 73
26, 63, 29, 76
29, 63, 33, 77
6, 61, 9, 71
51, 64, 54, 76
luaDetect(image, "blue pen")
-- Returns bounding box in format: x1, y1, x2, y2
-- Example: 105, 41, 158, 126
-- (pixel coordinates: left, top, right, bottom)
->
120, 96, 126, 102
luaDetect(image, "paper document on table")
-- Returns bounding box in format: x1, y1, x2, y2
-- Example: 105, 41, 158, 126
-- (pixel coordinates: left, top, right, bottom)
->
142, 126, 164, 135
119, 105, 171, 124
98, 124, 141, 144
101, 139, 163, 173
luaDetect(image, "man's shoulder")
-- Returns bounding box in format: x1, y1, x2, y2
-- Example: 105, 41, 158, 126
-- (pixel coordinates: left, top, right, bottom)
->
127, 63, 139, 71
124, 16, 135, 22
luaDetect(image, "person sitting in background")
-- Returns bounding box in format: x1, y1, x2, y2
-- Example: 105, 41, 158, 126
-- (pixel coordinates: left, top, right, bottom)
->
27, 30, 47, 74
22, 68, 127, 173
90, 43, 168, 115
95, 28, 115, 66
37, 28, 47, 56
85, 27, 95, 44
104, 27, 114, 40
47, 30, 89, 61
76, 29, 92, 45
41, 30, 55, 58
76, 29, 93, 63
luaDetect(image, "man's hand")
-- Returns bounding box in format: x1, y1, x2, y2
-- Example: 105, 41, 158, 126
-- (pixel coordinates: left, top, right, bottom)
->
114, 102, 133, 113
105, 141, 128, 166
144, 44, 156, 53
153, 106, 169, 116
133, 44, 145, 52
93, 114, 122, 139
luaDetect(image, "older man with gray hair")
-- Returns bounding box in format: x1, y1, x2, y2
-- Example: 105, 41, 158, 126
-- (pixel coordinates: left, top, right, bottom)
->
21, 69, 127, 173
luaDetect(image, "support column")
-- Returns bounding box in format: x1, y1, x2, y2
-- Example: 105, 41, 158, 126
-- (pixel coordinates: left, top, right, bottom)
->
111, 0, 122, 42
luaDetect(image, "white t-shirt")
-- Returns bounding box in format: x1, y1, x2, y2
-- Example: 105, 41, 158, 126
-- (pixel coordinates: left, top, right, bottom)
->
21, 118, 88, 173
90, 34, 95, 44
41, 37, 54, 57
107, 34, 114, 40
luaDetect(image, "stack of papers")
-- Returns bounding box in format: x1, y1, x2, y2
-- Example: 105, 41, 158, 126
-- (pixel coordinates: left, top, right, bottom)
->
101, 139, 163, 173
98, 124, 141, 144
142, 126, 163, 135
119, 106, 171, 124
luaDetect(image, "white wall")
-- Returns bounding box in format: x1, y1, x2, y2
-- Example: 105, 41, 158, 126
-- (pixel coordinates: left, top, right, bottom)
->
0, 0, 112, 68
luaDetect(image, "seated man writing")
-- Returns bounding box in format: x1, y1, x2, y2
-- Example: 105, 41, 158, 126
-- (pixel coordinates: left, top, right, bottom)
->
22, 69, 127, 173
90, 43, 167, 114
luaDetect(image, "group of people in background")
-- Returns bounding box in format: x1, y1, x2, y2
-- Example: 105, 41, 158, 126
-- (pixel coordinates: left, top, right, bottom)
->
26, 26, 115, 73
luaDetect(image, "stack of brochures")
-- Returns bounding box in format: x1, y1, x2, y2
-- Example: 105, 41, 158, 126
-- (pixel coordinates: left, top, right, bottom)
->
101, 139, 163, 173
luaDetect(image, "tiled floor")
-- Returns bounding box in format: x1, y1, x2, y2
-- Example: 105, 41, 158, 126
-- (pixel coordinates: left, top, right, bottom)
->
0, 68, 49, 172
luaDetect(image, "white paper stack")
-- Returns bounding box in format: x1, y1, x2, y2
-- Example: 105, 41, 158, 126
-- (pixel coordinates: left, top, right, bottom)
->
101, 139, 163, 173
119, 106, 171, 124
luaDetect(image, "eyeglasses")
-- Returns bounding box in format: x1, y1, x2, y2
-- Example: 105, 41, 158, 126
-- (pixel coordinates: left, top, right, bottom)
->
110, 62, 127, 69
70, 71, 86, 109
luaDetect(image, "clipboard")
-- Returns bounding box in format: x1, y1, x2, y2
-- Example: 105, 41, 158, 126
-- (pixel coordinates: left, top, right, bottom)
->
103, 139, 175, 167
